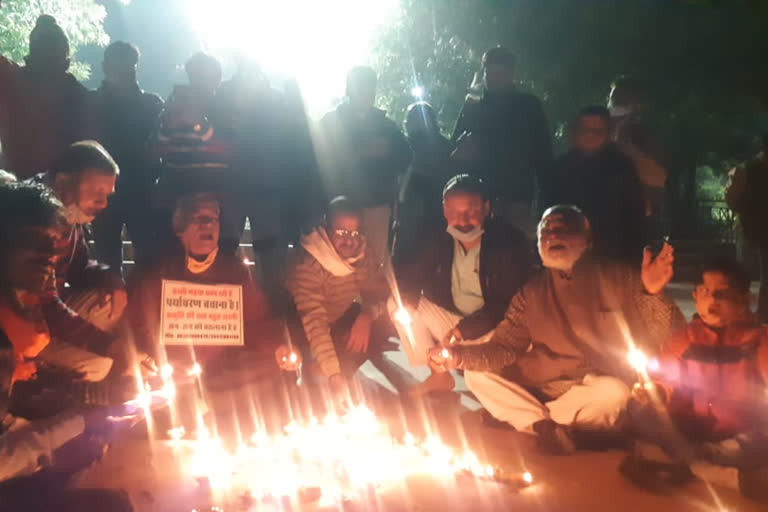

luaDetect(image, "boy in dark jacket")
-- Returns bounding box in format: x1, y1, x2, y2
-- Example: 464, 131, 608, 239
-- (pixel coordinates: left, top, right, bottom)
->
623, 260, 768, 502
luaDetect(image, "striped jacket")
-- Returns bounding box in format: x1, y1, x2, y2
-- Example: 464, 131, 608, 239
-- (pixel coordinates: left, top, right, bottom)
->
286, 248, 389, 377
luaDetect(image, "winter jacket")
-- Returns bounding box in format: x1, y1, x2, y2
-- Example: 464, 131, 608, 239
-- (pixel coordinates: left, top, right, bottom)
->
540, 144, 647, 263
396, 218, 534, 340
452, 90, 552, 204
455, 256, 685, 387
128, 246, 280, 364
654, 315, 768, 437
86, 82, 163, 193
317, 103, 411, 207
0, 56, 87, 178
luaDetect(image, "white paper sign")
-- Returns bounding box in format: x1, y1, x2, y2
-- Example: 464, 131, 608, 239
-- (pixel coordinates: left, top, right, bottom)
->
160, 279, 244, 346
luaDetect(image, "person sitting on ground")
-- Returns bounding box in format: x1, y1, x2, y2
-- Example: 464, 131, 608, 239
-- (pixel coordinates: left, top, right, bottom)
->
31, 140, 126, 333
428, 205, 684, 454
127, 192, 289, 381
621, 259, 768, 503
0, 183, 130, 421
540, 106, 647, 263
286, 197, 403, 410
0, 337, 135, 512
392, 174, 534, 395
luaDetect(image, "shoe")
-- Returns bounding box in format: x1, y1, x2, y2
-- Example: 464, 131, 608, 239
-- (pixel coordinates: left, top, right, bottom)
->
619, 454, 694, 494
533, 419, 576, 455
739, 466, 768, 504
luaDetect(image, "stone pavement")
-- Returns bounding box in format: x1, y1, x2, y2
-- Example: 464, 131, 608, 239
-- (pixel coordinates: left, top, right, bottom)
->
73, 282, 765, 511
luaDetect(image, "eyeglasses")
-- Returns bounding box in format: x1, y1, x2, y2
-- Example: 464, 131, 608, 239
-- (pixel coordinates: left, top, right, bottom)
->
331, 229, 363, 240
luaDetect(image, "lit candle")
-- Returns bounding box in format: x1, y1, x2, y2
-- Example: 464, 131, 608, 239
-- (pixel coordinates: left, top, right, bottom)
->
188, 363, 203, 377
522, 471, 533, 484
394, 307, 412, 327
627, 348, 648, 373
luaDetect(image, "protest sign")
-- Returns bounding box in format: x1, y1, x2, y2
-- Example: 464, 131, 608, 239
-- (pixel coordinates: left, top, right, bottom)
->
160, 279, 244, 346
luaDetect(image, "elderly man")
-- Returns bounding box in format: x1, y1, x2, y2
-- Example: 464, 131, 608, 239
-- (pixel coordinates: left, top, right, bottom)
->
128, 193, 287, 378
429, 205, 684, 454
286, 197, 400, 408
31, 140, 126, 333
392, 174, 533, 395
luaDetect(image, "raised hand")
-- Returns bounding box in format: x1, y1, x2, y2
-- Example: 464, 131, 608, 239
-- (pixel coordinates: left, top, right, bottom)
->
641, 242, 674, 295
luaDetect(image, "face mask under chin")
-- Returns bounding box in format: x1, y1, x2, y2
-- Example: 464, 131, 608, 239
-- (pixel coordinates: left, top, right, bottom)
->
446, 225, 484, 243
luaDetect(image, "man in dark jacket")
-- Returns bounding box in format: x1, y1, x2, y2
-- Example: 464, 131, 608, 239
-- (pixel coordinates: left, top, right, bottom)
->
541, 106, 647, 263
452, 47, 552, 236
0, 15, 88, 179
89, 42, 164, 273
394, 102, 456, 262
317, 66, 411, 263
392, 174, 534, 394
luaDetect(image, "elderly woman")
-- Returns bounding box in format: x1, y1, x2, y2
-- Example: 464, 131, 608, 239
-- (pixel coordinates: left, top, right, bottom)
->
127, 193, 291, 380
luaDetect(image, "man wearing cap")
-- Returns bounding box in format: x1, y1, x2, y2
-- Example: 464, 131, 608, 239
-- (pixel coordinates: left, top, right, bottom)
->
392, 174, 534, 395
0, 15, 88, 178
428, 205, 684, 454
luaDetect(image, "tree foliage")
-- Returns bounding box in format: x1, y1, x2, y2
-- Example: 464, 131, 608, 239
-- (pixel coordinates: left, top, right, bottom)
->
0, 0, 110, 80
373, 0, 768, 234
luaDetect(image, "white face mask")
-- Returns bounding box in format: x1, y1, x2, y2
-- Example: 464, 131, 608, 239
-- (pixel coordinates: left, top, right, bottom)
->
609, 105, 633, 118
446, 225, 484, 243
63, 203, 95, 225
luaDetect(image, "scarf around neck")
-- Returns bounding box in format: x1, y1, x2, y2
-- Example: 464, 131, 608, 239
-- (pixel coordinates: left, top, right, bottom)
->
300, 227, 364, 277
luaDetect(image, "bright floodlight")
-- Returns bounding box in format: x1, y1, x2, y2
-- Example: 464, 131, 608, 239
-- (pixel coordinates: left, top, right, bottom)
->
410, 85, 424, 98
183, 0, 400, 115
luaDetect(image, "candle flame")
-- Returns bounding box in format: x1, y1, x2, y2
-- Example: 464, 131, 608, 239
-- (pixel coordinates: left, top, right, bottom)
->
523, 471, 533, 484
187, 363, 203, 377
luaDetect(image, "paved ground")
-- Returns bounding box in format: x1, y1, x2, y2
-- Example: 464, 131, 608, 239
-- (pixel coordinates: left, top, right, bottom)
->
73, 282, 764, 511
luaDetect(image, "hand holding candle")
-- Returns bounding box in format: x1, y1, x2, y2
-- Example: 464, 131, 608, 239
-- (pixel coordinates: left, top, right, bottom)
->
427, 346, 456, 372
275, 345, 302, 371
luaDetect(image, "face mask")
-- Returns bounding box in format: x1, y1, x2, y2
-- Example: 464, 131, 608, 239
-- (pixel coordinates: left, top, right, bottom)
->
609, 105, 633, 118
63, 203, 95, 225
447, 225, 484, 243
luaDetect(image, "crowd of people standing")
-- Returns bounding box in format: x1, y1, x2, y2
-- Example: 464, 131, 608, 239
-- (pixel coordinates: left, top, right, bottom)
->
1, 14, 767, 510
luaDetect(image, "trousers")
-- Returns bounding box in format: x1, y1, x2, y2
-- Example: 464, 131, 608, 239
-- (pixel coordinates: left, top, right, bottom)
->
465, 372, 631, 433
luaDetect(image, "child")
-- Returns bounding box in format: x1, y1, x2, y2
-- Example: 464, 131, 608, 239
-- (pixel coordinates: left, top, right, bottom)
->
621, 259, 768, 502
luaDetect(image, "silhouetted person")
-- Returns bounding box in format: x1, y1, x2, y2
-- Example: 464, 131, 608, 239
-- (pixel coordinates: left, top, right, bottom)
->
452, 47, 552, 236
317, 66, 411, 263
152, 83, 234, 255
88, 42, 164, 273
541, 106, 646, 263
394, 101, 455, 261
184, 51, 222, 122
608, 75, 667, 238
0, 15, 87, 178
214, 59, 309, 303
726, 135, 768, 322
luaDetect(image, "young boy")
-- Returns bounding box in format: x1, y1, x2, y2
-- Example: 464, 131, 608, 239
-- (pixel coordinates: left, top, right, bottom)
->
621, 259, 768, 502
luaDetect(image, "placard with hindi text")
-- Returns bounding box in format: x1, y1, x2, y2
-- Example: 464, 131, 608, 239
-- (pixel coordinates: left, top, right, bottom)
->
160, 279, 244, 346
